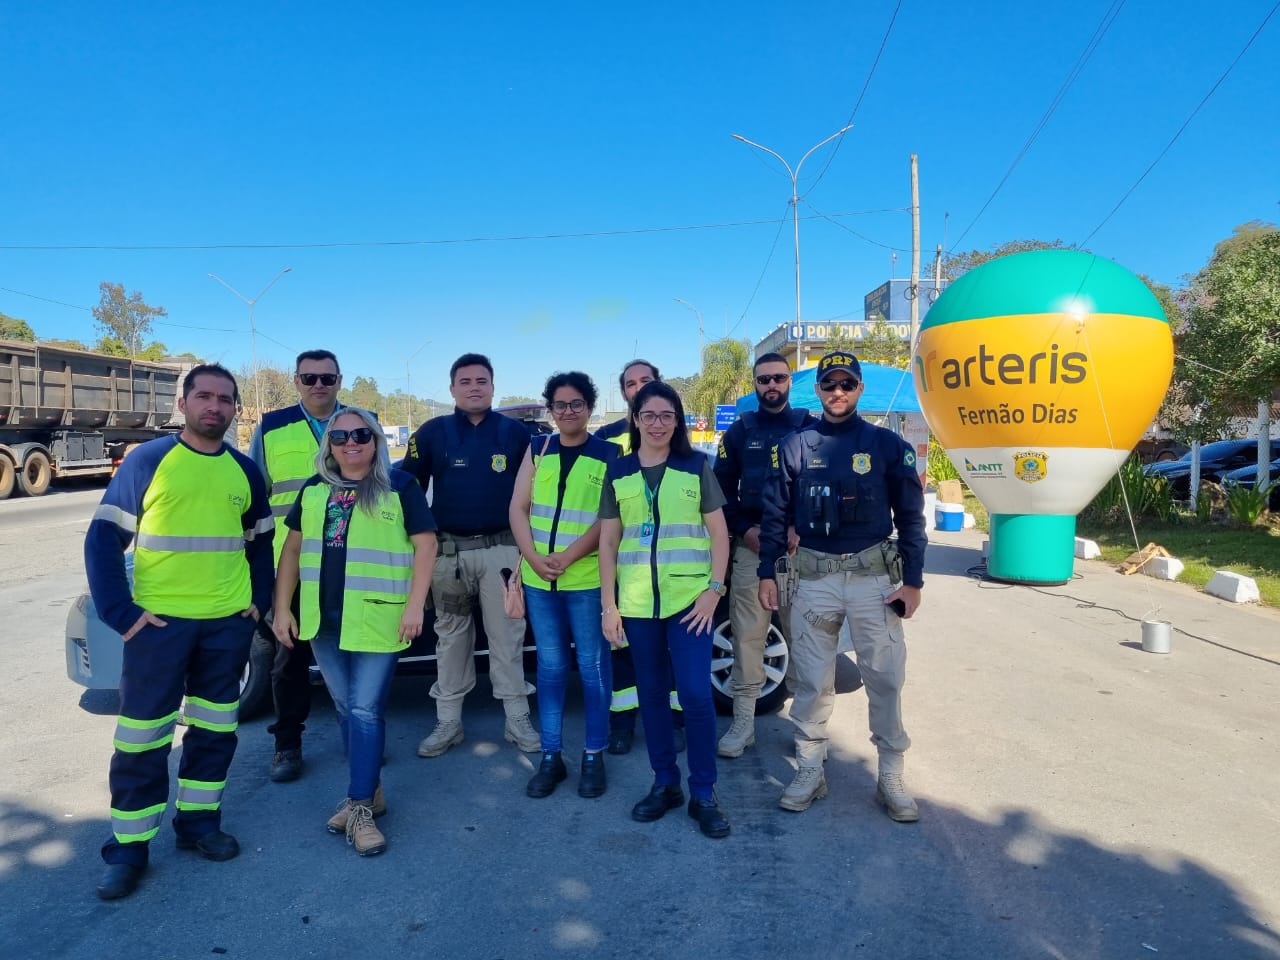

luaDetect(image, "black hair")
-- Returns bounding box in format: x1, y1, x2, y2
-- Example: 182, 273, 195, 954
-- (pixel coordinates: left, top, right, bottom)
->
627, 381, 693, 458
617, 358, 661, 394
754, 352, 789, 370
451, 352, 493, 383
295, 349, 340, 374
182, 363, 239, 404
542, 371, 598, 411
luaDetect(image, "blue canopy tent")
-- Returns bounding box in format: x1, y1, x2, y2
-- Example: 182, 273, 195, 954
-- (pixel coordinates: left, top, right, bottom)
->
735, 362, 923, 415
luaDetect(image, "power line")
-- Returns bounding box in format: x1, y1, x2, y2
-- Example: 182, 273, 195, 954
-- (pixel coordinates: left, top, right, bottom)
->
807, 0, 904, 194
801, 199, 911, 251
1078, 0, 1280, 247
950, 0, 1127, 252
734, 201, 793, 333
0, 209, 912, 253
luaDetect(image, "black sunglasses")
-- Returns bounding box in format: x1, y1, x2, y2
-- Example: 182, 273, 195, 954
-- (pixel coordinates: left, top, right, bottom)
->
755, 373, 790, 385
818, 378, 860, 393
330, 427, 374, 445
298, 373, 339, 386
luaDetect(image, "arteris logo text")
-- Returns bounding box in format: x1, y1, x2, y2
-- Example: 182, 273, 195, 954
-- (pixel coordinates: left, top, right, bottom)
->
915, 343, 1087, 393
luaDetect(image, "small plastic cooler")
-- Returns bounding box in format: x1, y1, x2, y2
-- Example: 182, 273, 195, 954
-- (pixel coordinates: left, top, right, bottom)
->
935, 502, 964, 531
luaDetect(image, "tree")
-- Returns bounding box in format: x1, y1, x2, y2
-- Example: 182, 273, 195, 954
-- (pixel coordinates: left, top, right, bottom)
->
40, 337, 89, 351
664, 374, 699, 410
499, 395, 538, 406
340, 375, 383, 413
944, 239, 1071, 279
856, 316, 910, 369
0, 312, 35, 341
823, 323, 860, 355
92, 282, 168, 358
236, 364, 296, 418
690, 337, 753, 419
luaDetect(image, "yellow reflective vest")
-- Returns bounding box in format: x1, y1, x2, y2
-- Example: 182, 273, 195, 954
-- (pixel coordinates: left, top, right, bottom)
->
261, 408, 325, 565
523, 435, 616, 592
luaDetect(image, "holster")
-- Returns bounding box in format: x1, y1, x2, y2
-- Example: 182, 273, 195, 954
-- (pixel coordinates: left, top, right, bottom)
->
881, 540, 904, 585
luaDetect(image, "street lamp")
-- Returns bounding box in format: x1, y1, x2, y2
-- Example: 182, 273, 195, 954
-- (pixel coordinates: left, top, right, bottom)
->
674, 297, 704, 365
208, 267, 293, 422
405, 338, 432, 433
731, 125, 852, 366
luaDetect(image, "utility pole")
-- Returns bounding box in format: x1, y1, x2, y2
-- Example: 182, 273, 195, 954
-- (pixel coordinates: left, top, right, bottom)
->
909, 154, 921, 353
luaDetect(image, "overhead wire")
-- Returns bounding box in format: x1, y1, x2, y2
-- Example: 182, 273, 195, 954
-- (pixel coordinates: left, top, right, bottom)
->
1078, 0, 1280, 247
949, 0, 1127, 252
732, 201, 793, 334
801, 199, 911, 251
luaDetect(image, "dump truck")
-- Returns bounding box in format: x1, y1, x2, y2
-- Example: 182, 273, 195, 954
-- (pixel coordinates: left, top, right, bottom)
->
0, 338, 187, 499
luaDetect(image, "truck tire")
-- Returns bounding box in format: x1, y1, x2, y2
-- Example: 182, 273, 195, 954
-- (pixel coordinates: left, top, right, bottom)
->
0, 454, 14, 500
18, 450, 52, 497
238, 631, 275, 720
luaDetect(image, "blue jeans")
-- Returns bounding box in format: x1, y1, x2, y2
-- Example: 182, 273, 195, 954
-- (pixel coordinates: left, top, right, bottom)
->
622, 606, 717, 800
308, 631, 398, 801
525, 586, 613, 753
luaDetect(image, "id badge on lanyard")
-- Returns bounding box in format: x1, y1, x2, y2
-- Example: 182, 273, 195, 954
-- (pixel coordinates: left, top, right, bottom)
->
639, 480, 658, 547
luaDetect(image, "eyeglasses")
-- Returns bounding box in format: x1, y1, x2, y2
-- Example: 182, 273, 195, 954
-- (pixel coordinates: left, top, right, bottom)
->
549, 399, 587, 414
818, 378, 860, 393
637, 410, 677, 426
298, 373, 339, 386
755, 373, 790, 385
330, 427, 374, 445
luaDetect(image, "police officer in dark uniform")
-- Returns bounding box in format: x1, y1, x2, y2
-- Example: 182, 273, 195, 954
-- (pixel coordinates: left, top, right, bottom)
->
399, 352, 539, 758
758, 351, 926, 821
713, 352, 815, 758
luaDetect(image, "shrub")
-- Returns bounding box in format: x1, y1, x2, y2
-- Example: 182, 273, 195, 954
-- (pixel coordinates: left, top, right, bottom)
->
1222, 479, 1275, 525
927, 437, 960, 485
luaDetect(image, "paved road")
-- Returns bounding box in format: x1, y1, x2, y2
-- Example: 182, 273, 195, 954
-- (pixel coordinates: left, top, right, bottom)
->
1, 502, 1278, 959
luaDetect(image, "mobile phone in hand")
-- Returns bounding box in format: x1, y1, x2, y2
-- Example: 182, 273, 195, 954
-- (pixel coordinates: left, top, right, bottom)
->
888, 598, 907, 618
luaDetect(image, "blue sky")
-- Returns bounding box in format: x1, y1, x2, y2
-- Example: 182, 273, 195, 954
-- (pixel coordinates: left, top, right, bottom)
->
2, 1, 1276, 412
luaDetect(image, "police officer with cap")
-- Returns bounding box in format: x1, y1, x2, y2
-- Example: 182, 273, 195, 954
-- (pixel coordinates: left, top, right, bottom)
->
713, 352, 815, 758
757, 350, 926, 821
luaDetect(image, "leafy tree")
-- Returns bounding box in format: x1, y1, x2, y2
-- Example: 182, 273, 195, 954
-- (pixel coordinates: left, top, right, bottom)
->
92, 282, 168, 358
663, 374, 699, 410
40, 337, 89, 351
340, 375, 383, 413
943, 239, 1071, 279
237, 364, 297, 417
690, 337, 753, 418
1137, 274, 1181, 328
499, 394, 539, 406
857, 316, 910, 369
94, 335, 169, 360
0, 312, 35, 341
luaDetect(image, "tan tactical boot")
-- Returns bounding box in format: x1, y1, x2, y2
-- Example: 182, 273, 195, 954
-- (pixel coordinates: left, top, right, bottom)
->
778, 765, 828, 812
504, 713, 541, 753
345, 800, 386, 856
417, 719, 464, 758
717, 696, 757, 758
326, 783, 386, 834
876, 753, 920, 823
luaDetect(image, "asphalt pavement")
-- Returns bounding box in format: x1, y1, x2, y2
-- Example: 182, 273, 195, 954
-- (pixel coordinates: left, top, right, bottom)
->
2, 511, 1278, 959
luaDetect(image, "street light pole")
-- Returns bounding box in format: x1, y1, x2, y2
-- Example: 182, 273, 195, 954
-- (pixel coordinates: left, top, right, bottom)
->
405, 338, 432, 433
673, 297, 704, 365
208, 267, 293, 422
731, 125, 852, 367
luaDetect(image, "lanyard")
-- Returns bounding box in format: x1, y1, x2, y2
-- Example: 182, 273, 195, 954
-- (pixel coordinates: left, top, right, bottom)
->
642, 479, 659, 522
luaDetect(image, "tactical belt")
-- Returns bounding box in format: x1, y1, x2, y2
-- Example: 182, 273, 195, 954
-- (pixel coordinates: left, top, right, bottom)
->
795, 542, 890, 579
439, 530, 516, 554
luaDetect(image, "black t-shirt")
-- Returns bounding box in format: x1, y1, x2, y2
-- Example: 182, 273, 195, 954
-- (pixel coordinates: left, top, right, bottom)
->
598, 456, 725, 519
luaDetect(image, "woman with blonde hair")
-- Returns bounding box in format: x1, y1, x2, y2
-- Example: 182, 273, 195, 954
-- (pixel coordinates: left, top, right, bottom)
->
273, 408, 437, 856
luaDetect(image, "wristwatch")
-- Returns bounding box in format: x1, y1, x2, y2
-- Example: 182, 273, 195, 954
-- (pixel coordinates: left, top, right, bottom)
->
708, 580, 728, 597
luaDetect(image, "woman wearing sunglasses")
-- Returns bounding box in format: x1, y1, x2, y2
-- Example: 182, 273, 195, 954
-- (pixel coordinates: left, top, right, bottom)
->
272, 408, 437, 856
509, 372, 619, 799
598, 381, 732, 838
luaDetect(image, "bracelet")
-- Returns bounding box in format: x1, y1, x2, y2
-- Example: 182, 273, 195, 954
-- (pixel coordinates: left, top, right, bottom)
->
601, 608, 618, 617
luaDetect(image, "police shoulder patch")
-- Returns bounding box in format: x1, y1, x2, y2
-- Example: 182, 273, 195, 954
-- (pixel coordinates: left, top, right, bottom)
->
903, 449, 916, 467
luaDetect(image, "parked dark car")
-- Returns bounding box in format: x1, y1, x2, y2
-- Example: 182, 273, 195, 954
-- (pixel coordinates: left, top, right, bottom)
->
1218, 458, 1280, 511
1142, 439, 1280, 499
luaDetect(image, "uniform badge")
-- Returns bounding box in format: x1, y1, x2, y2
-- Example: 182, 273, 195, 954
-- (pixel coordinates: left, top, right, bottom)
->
852, 453, 871, 475
904, 449, 917, 468
1012, 451, 1048, 484
491, 454, 508, 473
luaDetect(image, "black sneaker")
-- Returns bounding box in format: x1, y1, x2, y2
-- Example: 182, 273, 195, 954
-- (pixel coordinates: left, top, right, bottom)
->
607, 729, 634, 755
631, 783, 684, 822
526, 751, 567, 798
687, 794, 731, 839
270, 748, 303, 783
578, 751, 607, 798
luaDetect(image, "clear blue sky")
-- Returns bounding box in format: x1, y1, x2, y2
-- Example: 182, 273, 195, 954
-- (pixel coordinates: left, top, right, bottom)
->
2, 1, 1276, 411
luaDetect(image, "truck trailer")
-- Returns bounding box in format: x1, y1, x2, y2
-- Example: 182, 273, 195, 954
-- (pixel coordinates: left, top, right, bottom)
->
0, 338, 187, 499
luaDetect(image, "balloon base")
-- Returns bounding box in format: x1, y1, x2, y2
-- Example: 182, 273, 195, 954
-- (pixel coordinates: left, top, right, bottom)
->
988, 514, 1075, 585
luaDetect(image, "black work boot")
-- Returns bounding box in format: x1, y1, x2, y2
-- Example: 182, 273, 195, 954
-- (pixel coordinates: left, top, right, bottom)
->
526, 751, 568, 798
578, 751, 607, 798
631, 783, 684, 822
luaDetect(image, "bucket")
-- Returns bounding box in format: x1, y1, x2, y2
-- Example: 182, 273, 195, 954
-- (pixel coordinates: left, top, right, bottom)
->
935, 502, 964, 532
1141, 619, 1172, 654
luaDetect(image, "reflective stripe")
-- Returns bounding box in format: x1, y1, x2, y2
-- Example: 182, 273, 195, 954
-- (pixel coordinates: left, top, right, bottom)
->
610, 687, 639, 711
346, 547, 413, 568
619, 548, 710, 566
530, 503, 558, 520
669, 690, 683, 711
622, 524, 645, 540
532, 529, 581, 550
271, 502, 294, 518
556, 506, 598, 525
113, 711, 179, 753
660, 523, 707, 539
271, 477, 307, 497
111, 802, 167, 844
299, 567, 320, 582
246, 515, 274, 540
183, 696, 238, 733
94, 503, 138, 533
175, 777, 226, 811
344, 576, 410, 595
135, 533, 245, 552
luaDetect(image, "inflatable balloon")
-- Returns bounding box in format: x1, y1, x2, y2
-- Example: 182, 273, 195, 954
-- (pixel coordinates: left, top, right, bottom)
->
914, 250, 1174, 584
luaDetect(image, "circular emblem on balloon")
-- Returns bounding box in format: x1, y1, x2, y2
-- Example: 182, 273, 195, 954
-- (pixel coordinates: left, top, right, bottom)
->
915, 250, 1174, 583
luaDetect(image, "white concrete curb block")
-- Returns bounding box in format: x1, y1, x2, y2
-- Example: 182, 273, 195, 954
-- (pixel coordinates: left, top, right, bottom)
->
1074, 537, 1101, 560
1142, 556, 1185, 581
1205, 571, 1261, 604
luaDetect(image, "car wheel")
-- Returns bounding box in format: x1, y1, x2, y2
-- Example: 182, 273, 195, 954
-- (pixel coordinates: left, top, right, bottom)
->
238, 631, 275, 720
709, 617, 790, 715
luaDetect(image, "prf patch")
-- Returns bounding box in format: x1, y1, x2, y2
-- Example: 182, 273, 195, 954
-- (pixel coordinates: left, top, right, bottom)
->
491, 454, 508, 473
851, 453, 871, 475
1013, 451, 1048, 484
